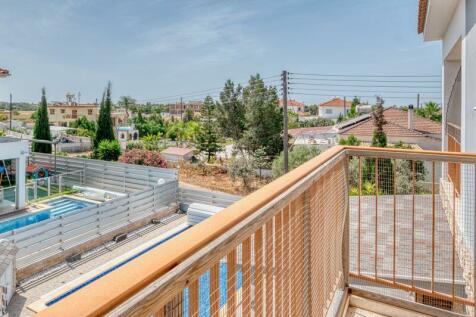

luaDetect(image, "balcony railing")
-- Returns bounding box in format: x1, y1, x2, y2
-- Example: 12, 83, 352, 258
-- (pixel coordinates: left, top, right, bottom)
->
35, 146, 476, 317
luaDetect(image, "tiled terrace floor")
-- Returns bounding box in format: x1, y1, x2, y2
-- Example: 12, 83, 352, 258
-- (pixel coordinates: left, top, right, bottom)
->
349, 194, 465, 296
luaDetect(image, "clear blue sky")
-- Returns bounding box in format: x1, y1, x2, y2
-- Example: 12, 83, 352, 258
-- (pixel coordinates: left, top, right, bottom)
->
0, 0, 442, 106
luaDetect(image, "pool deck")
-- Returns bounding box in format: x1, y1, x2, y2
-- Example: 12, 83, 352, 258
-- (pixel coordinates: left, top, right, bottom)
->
6, 213, 186, 317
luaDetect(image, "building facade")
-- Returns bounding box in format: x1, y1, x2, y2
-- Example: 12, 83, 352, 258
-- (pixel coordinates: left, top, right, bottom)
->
48, 102, 99, 127
419, 0, 476, 296
167, 101, 203, 115
318, 97, 352, 120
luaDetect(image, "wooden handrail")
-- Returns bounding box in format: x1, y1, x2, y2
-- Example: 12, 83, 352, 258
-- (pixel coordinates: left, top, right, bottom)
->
36, 146, 346, 317
36, 146, 476, 317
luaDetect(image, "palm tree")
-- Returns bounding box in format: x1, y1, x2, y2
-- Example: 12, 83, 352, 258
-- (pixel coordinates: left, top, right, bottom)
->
416, 101, 441, 122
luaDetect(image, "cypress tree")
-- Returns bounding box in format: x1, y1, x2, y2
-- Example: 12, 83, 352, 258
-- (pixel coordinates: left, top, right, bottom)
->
32, 88, 52, 153
196, 96, 221, 162
94, 82, 115, 150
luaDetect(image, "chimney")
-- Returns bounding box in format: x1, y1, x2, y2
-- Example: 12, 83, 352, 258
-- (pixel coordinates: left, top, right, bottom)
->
408, 104, 414, 130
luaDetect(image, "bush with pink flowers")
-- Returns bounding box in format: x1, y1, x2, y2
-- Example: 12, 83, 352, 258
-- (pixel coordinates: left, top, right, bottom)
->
119, 149, 167, 168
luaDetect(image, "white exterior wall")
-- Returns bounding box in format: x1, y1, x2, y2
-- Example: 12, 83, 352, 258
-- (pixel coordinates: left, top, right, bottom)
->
319, 106, 346, 120
438, 0, 476, 254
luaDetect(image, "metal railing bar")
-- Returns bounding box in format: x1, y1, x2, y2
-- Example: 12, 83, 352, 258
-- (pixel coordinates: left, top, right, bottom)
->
345, 147, 476, 164
104, 152, 347, 317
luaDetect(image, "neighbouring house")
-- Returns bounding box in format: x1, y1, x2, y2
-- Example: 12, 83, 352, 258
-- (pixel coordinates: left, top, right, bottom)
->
279, 99, 306, 114
168, 100, 203, 116
338, 107, 441, 150
288, 126, 338, 152
418, 0, 476, 294
48, 99, 99, 127
161, 147, 194, 163
49, 94, 127, 127
318, 97, 352, 120
0, 68, 10, 78
116, 125, 139, 150
111, 110, 128, 127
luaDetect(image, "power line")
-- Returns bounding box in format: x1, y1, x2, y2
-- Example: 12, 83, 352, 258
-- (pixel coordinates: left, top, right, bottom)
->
136, 77, 281, 103
289, 72, 441, 78
288, 77, 441, 83
289, 92, 441, 100
288, 87, 441, 94
289, 82, 441, 89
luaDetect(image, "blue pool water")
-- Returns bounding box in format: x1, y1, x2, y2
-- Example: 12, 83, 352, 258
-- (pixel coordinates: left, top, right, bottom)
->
45, 225, 243, 315
0, 197, 94, 234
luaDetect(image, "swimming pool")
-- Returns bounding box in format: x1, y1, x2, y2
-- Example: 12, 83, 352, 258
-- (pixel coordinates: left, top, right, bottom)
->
43, 224, 243, 315
0, 197, 94, 234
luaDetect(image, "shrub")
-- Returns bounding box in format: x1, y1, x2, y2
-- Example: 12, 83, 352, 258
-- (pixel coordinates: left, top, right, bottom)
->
339, 134, 361, 146
229, 156, 254, 190
126, 140, 144, 150
96, 140, 121, 161
271, 146, 320, 178
119, 149, 167, 168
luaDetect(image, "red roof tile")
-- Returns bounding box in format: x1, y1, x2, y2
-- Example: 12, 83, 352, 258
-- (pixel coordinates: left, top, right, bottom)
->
279, 99, 305, 108
319, 97, 352, 108
418, 0, 428, 34
340, 107, 441, 138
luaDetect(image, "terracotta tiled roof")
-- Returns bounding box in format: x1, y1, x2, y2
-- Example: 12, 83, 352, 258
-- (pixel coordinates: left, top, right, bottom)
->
418, 0, 428, 34
319, 97, 352, 108
340, 107, 441, 138
288, 126, 333, 138
0, 68, 10, 77
279, 99, 305, 107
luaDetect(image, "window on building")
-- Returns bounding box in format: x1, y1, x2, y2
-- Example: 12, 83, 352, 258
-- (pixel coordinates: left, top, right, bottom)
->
88, 109, 93, 115
72, 109, 77, 119
60, 109, 65, 114
325, 109, 332, 114
49, 109, 55, 115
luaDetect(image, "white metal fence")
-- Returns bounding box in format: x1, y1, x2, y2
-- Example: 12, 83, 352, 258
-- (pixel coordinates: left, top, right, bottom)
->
178, 186, 241, 211
1, 180, 178, 269
30, 153, 177, 193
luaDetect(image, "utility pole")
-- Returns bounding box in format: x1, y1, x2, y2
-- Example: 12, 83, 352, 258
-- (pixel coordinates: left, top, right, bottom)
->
343, 96, 347, 115
417, 93, 420, 109
9, 93, 12, 130
180, 97, 183, 121
282, 70, 289, 173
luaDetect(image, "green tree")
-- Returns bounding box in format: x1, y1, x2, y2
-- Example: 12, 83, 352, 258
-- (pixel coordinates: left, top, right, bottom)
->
308, 104, 318, 115
347, 96, 359, 119
183, 108, 195, 122
94, 82, 115, 152
415, 101, 441, 122
241, 74, 283, 158
271, 146, 320, 178
118, 96, 136, 122
216, 80, 246, 143
253, 147, 270, 179
69, 116, 96, 137
229, 155, 255, 191
196, 96, 221, 162
339, 134, 361, 146
337, 113, 345, 123
32, 88, 52, 153
96, 140, 121, 161
371, 97, 387, 148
